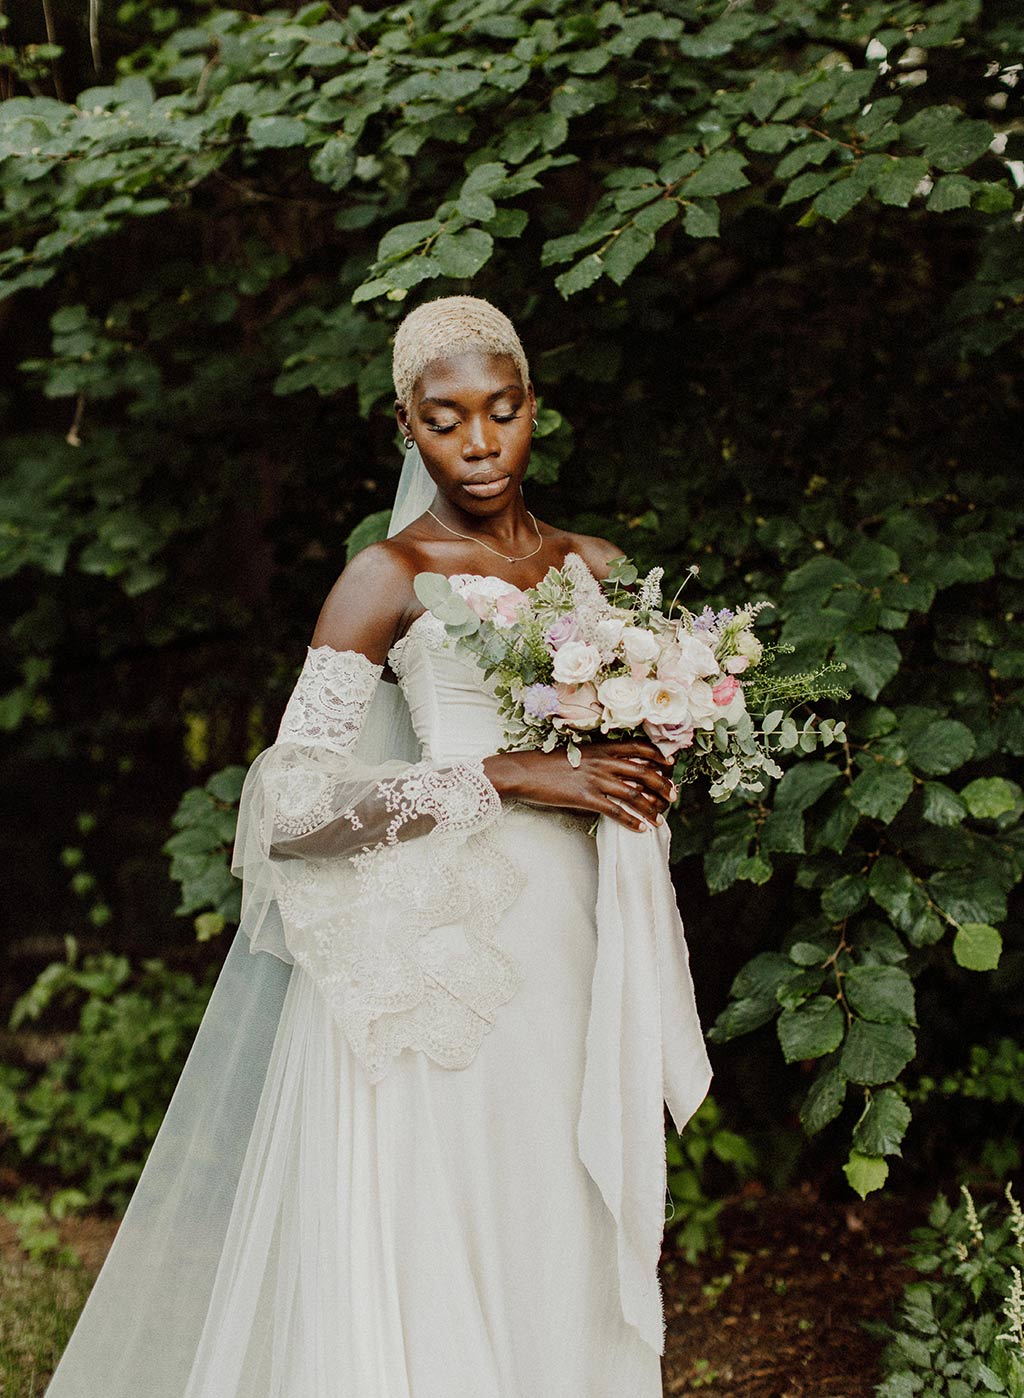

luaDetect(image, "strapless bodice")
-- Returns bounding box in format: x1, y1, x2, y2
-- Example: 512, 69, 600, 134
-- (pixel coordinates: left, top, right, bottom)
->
387, 592, 506, 766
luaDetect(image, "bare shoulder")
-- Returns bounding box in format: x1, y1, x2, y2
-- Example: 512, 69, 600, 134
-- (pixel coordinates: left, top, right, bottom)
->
562, 530, 629, 581
308, 540, 418, 663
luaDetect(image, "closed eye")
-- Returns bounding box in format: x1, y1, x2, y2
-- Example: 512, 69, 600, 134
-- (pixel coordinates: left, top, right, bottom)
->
426, 414, 520, 433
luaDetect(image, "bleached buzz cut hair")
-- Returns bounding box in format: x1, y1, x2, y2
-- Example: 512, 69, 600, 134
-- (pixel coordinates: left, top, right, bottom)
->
391, 295, 530, 408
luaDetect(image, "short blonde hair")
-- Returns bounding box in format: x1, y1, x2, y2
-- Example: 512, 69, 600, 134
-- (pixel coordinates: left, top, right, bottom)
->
391, 295, 530, 408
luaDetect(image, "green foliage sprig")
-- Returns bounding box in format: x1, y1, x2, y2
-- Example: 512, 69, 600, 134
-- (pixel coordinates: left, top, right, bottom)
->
869, 1183, 1024, 1398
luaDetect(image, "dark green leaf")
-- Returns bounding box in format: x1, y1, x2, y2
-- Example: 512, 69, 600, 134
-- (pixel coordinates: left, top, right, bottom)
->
841, 1019, 916, 1085
849, 763, 915, 823
853, 1087, 911, 1157
777, 995, 845, 1063
905, 720, 976, 777
800, 1066, 847, 1135
844, 965, 916, 1025
834, 633, 902, 700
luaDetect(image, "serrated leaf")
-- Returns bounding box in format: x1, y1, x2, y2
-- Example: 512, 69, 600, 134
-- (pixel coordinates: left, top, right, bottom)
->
834, 633, 902, 700
854, 1087, 911, 1157
844, 1149, 888, 1199
905, 720, 976, 777
800, 1066, 847, 1135
952, 923, 1002, 972
682, 149, 750, 197
849, 763, 915, 823
248, 115, 308, 148
844, 965, 916, 1025
777, 995, 845, 1063
872, 156, 929, 207
927, 174, 974, 211
433, 228, 493, 278
921, 782, 968, 826
840, 1018, 916, 1085
923, 119, 994, 172
961, 777, 1018, 820
555, 252, 604, 297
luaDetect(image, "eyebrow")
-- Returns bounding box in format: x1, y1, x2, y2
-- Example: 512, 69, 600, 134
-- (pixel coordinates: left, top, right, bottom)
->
417, 384, 524, 409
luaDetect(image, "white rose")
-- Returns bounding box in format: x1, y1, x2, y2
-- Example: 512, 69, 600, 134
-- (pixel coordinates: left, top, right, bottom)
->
620, 626, 661, 668
683, 678, 719, 730
597, 674, 646, 730
551, 639, 602, 685
723, 654, 750, 674
640, 678, 691, 726
657, 633, 720, 684
735, 629, 763, 663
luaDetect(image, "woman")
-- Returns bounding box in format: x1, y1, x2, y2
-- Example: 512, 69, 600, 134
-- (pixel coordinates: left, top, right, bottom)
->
46, 295, 712, 1397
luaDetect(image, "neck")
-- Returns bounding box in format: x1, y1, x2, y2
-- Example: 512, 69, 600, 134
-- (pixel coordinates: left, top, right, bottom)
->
428, 488, 534, 548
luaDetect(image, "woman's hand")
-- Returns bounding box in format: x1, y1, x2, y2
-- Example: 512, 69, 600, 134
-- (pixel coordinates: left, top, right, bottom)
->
481, 739, 677, 833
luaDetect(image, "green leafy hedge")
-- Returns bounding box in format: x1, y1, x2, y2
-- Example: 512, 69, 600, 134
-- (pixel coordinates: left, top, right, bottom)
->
1, 0, 1021, 1204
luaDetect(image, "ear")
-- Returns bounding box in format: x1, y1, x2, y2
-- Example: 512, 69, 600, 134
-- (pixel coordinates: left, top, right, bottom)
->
394, 400, 409, 435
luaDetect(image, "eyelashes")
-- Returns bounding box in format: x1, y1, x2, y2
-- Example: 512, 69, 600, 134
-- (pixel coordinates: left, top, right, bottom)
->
426, 414, 520, 434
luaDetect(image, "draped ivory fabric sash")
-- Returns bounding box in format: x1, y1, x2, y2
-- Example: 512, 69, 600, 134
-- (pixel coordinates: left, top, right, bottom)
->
577, 816, 714, 1355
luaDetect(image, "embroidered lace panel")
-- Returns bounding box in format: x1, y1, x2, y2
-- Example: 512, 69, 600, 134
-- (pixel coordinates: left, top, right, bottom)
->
256, 643, 525, 1081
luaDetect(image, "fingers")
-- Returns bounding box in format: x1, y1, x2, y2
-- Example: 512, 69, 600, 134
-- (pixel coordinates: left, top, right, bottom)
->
602, 779, 666, 827
599, 794, 653, 833
610, 761, 676, 804
613, 739, 676, 767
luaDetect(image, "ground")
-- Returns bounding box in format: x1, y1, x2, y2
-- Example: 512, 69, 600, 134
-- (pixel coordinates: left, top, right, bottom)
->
0, 1180, 924, 1396
660, 1180, 925, 1397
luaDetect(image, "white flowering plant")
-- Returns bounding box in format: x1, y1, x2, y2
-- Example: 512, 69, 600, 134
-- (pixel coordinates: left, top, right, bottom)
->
413, 554, 849, 803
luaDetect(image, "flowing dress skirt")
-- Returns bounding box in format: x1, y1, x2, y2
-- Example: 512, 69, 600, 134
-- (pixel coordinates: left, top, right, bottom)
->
181, 805, 663, 1397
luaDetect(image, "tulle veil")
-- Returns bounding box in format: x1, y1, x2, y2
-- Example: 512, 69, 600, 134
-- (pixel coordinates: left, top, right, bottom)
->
44, 441, 439, 1397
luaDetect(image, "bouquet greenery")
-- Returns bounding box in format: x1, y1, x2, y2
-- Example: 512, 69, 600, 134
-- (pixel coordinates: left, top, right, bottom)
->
414, 553, 849, 802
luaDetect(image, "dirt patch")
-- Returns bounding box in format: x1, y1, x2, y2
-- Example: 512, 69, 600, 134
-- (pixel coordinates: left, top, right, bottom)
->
660, 1180, 924, 1396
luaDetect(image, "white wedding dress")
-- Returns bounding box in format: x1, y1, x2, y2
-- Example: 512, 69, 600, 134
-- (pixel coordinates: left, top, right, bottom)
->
47, 560, 712, 1398
184, 586, 664, 1396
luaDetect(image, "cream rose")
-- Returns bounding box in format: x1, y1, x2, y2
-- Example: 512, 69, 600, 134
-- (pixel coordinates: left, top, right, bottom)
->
621, 626, 661, 669
640, 677, 691, 726
683, 678, 719, 730
657, 633, 720, 685
551, 639, 602, 684
597, 674, 646, 730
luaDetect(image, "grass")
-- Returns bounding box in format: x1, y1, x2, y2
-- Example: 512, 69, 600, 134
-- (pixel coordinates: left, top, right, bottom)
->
0, 1248, 92, 1398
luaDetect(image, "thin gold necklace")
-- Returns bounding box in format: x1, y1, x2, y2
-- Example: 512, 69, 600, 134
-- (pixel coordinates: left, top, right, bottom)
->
425, 506, 544, 564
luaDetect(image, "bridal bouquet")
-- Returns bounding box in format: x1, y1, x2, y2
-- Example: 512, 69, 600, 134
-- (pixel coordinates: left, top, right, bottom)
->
413, 554, 848, 802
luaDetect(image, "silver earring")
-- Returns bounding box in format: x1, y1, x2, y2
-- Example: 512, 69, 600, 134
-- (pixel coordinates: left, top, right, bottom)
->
403, 435, 414, 449
531, 417, 538, 434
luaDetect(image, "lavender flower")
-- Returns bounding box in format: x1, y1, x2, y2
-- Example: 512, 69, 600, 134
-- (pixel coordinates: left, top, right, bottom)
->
522, 683, 561, 720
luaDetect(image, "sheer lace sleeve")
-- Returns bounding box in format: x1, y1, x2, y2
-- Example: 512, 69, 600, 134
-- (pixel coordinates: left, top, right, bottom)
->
264, 645, 501, 859
230, 645, 525, 1083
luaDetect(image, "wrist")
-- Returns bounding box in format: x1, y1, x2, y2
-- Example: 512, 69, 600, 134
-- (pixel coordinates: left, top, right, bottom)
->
481, 752, 524, 800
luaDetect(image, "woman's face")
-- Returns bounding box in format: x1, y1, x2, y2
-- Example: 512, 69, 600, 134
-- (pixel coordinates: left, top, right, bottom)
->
395, 350, 536, 515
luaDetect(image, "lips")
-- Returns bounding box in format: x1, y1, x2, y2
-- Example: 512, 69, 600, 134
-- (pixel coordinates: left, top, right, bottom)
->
462, 475, 511, 498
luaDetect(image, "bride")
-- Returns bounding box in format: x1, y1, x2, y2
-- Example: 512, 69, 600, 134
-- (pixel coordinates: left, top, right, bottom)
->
45, 295, 713, 1397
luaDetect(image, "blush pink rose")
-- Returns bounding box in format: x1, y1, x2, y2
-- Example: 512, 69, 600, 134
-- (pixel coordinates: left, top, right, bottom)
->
712, 674, 740, 706
552, 681, 603, 732
642, 719, 695, 759
492, 588, 528, 628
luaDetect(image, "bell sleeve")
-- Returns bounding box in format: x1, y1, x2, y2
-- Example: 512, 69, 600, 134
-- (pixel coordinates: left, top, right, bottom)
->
230, 644, 525, 1083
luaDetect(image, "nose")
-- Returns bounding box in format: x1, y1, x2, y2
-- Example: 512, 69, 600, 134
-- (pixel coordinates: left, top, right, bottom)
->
462, 415, 500, 459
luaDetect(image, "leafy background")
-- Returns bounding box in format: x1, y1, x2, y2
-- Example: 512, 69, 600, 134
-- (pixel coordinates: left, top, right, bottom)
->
1, 0, 1022, 1231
